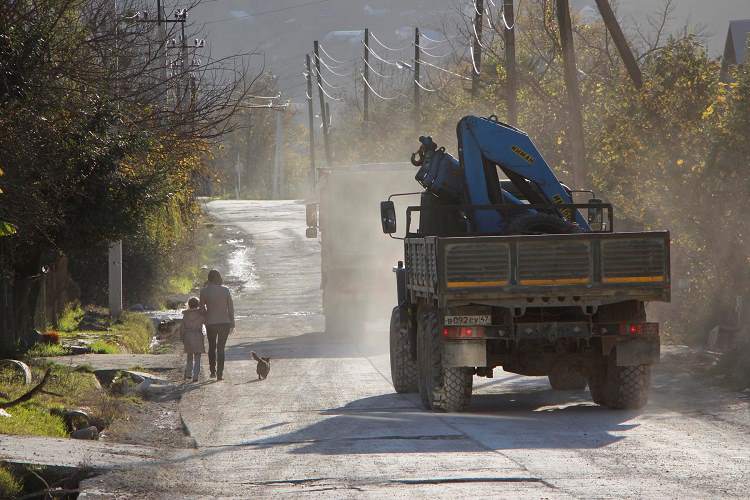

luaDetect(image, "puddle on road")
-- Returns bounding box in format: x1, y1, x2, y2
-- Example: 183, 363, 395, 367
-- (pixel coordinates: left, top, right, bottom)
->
226, 241, 260, 292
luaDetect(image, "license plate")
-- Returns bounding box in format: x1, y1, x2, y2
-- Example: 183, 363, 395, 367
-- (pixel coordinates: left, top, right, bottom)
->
444, 315, 491, 326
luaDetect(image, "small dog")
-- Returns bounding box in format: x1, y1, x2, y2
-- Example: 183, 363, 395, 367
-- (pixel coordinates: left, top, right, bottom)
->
251, 351, 270, 380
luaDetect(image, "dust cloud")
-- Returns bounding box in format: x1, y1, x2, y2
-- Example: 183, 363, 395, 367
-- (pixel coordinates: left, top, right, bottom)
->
317, 163, 421, 352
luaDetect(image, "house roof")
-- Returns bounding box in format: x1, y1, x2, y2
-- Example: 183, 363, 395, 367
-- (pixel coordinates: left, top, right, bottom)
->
725, 19, 750, 65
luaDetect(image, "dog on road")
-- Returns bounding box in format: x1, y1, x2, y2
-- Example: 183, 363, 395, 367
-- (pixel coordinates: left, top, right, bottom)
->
251, 351, 270, 380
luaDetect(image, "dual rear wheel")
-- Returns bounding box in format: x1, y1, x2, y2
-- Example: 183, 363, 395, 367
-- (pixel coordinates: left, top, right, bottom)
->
389, 305, 473, 411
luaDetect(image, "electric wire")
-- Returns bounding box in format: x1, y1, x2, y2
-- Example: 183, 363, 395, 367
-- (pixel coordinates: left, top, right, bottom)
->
362, 57, 391, 78
310, 64, 341, 89
414, 43, 452, 58
316, 81, 342, 101
370, 32, 408, 52
362, 41, 401, 67
469, 44, 481, 75
419, 32, 450, 44
414, 79, 439, 92
420, 59, 472, 80
317, 44, 347, 65
501, 7, 515, 30
472, 20, 488, 49
472, 0, 482, 16
245, 93, 281, 99
361, 72, 404, 100
312, 52, 349, 77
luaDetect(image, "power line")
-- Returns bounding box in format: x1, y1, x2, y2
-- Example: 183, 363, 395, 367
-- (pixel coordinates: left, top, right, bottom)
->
362, 41, 402, 67
414, 43, 451, 58
418, 59, 472, 80
362, 57, 391, 78
312, 52, 350, 77
316, 81, 342, 101
318, 44, 346, 64
310, 64, 341, 89
361, 72, 404, 100
370, 32, 408, 52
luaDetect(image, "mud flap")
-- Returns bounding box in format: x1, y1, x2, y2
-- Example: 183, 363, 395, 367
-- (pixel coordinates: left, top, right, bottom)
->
443, 340, 486, 368
616, 338, 660, 366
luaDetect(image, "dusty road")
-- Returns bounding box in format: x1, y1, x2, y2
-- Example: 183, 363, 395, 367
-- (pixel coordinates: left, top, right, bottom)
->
86, 200, 750, 498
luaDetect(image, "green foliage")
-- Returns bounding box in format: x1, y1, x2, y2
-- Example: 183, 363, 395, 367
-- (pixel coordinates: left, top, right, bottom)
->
0, 0, 209, 320
0, 465, 23, 498
26, 343, 69, 357
112, 312, 154, 354
89, 340, 119, 354
57, 302, 84, 332
0, 363, 107, 437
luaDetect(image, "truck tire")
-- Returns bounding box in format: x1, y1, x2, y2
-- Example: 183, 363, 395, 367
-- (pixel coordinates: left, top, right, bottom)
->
587, 363, 608, 406
548, 365, 588, 390
390, 307, 418, 393
504, 213, 579, 235
417, 308, 473, 412
604, 355, 651, 409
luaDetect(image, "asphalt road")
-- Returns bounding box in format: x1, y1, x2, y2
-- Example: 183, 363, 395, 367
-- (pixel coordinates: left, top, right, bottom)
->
87, 200, 750, 498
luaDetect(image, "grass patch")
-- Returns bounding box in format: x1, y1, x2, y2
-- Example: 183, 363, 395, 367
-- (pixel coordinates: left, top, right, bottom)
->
57, 302, 85, 332
26, 343, 69, 357
90, 340, 120, 354
112, 312, 154, 354
0, 363, 140, 438
0, 465, 22, 498
167, 275, 195, 295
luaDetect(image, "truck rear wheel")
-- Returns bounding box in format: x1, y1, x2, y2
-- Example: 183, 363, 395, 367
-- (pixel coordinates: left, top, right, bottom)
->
390, 307, 418, 393
604, 355, 651, 409
587, 363, 608, 405
588, 356, 651, 409
548, 365, 588, 390
417, 308, 473, 412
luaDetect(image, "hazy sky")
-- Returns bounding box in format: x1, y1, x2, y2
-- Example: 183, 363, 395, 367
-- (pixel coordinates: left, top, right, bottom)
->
190, 0, 750, 102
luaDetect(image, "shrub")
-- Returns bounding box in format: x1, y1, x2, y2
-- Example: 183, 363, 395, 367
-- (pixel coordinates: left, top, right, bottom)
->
0, 466, 22, 498
57, 302, 85, 332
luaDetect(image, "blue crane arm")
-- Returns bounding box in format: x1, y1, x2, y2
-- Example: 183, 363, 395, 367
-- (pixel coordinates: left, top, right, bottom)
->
456, 115, 590, 232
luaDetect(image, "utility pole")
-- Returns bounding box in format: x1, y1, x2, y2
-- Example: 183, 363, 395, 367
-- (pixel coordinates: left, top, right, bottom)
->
363, 28, 370, 128
556, 0, 586, 188
110, 0, 122, 319
305, 54, 316, 187
471, 0, 484, 98
503, 0, 518, 124
414, 27, 421, 132
234, 151, 241, 199
108, 241, 123, 318
313, 40, 332, 166
594, 0, 642, 89
272, 110, 284, 199
157, 0, 167, 108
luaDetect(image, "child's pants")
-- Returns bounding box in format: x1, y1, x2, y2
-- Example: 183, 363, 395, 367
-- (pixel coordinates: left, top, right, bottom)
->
185, 353, 201, 380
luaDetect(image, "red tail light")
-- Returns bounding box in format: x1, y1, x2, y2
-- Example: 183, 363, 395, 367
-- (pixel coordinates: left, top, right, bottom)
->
443, 326, 486, 338
619, 322, 659, 336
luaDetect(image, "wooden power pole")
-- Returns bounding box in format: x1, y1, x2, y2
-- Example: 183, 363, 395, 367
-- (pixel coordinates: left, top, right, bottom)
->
503, 0, 518, 124
556, 0, 586, 188
471, 0, 484, 98
414, 27, 421, 132
305, 54, 316, 187
594, 0, 642, 89
313, 40, 332, 166
363, 28, 370, 128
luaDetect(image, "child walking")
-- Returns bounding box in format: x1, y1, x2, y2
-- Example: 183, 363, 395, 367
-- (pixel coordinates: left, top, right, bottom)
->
181, 297, 205, 382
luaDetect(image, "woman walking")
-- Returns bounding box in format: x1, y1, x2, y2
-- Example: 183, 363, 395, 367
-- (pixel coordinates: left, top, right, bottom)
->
200, 269, 235, 381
